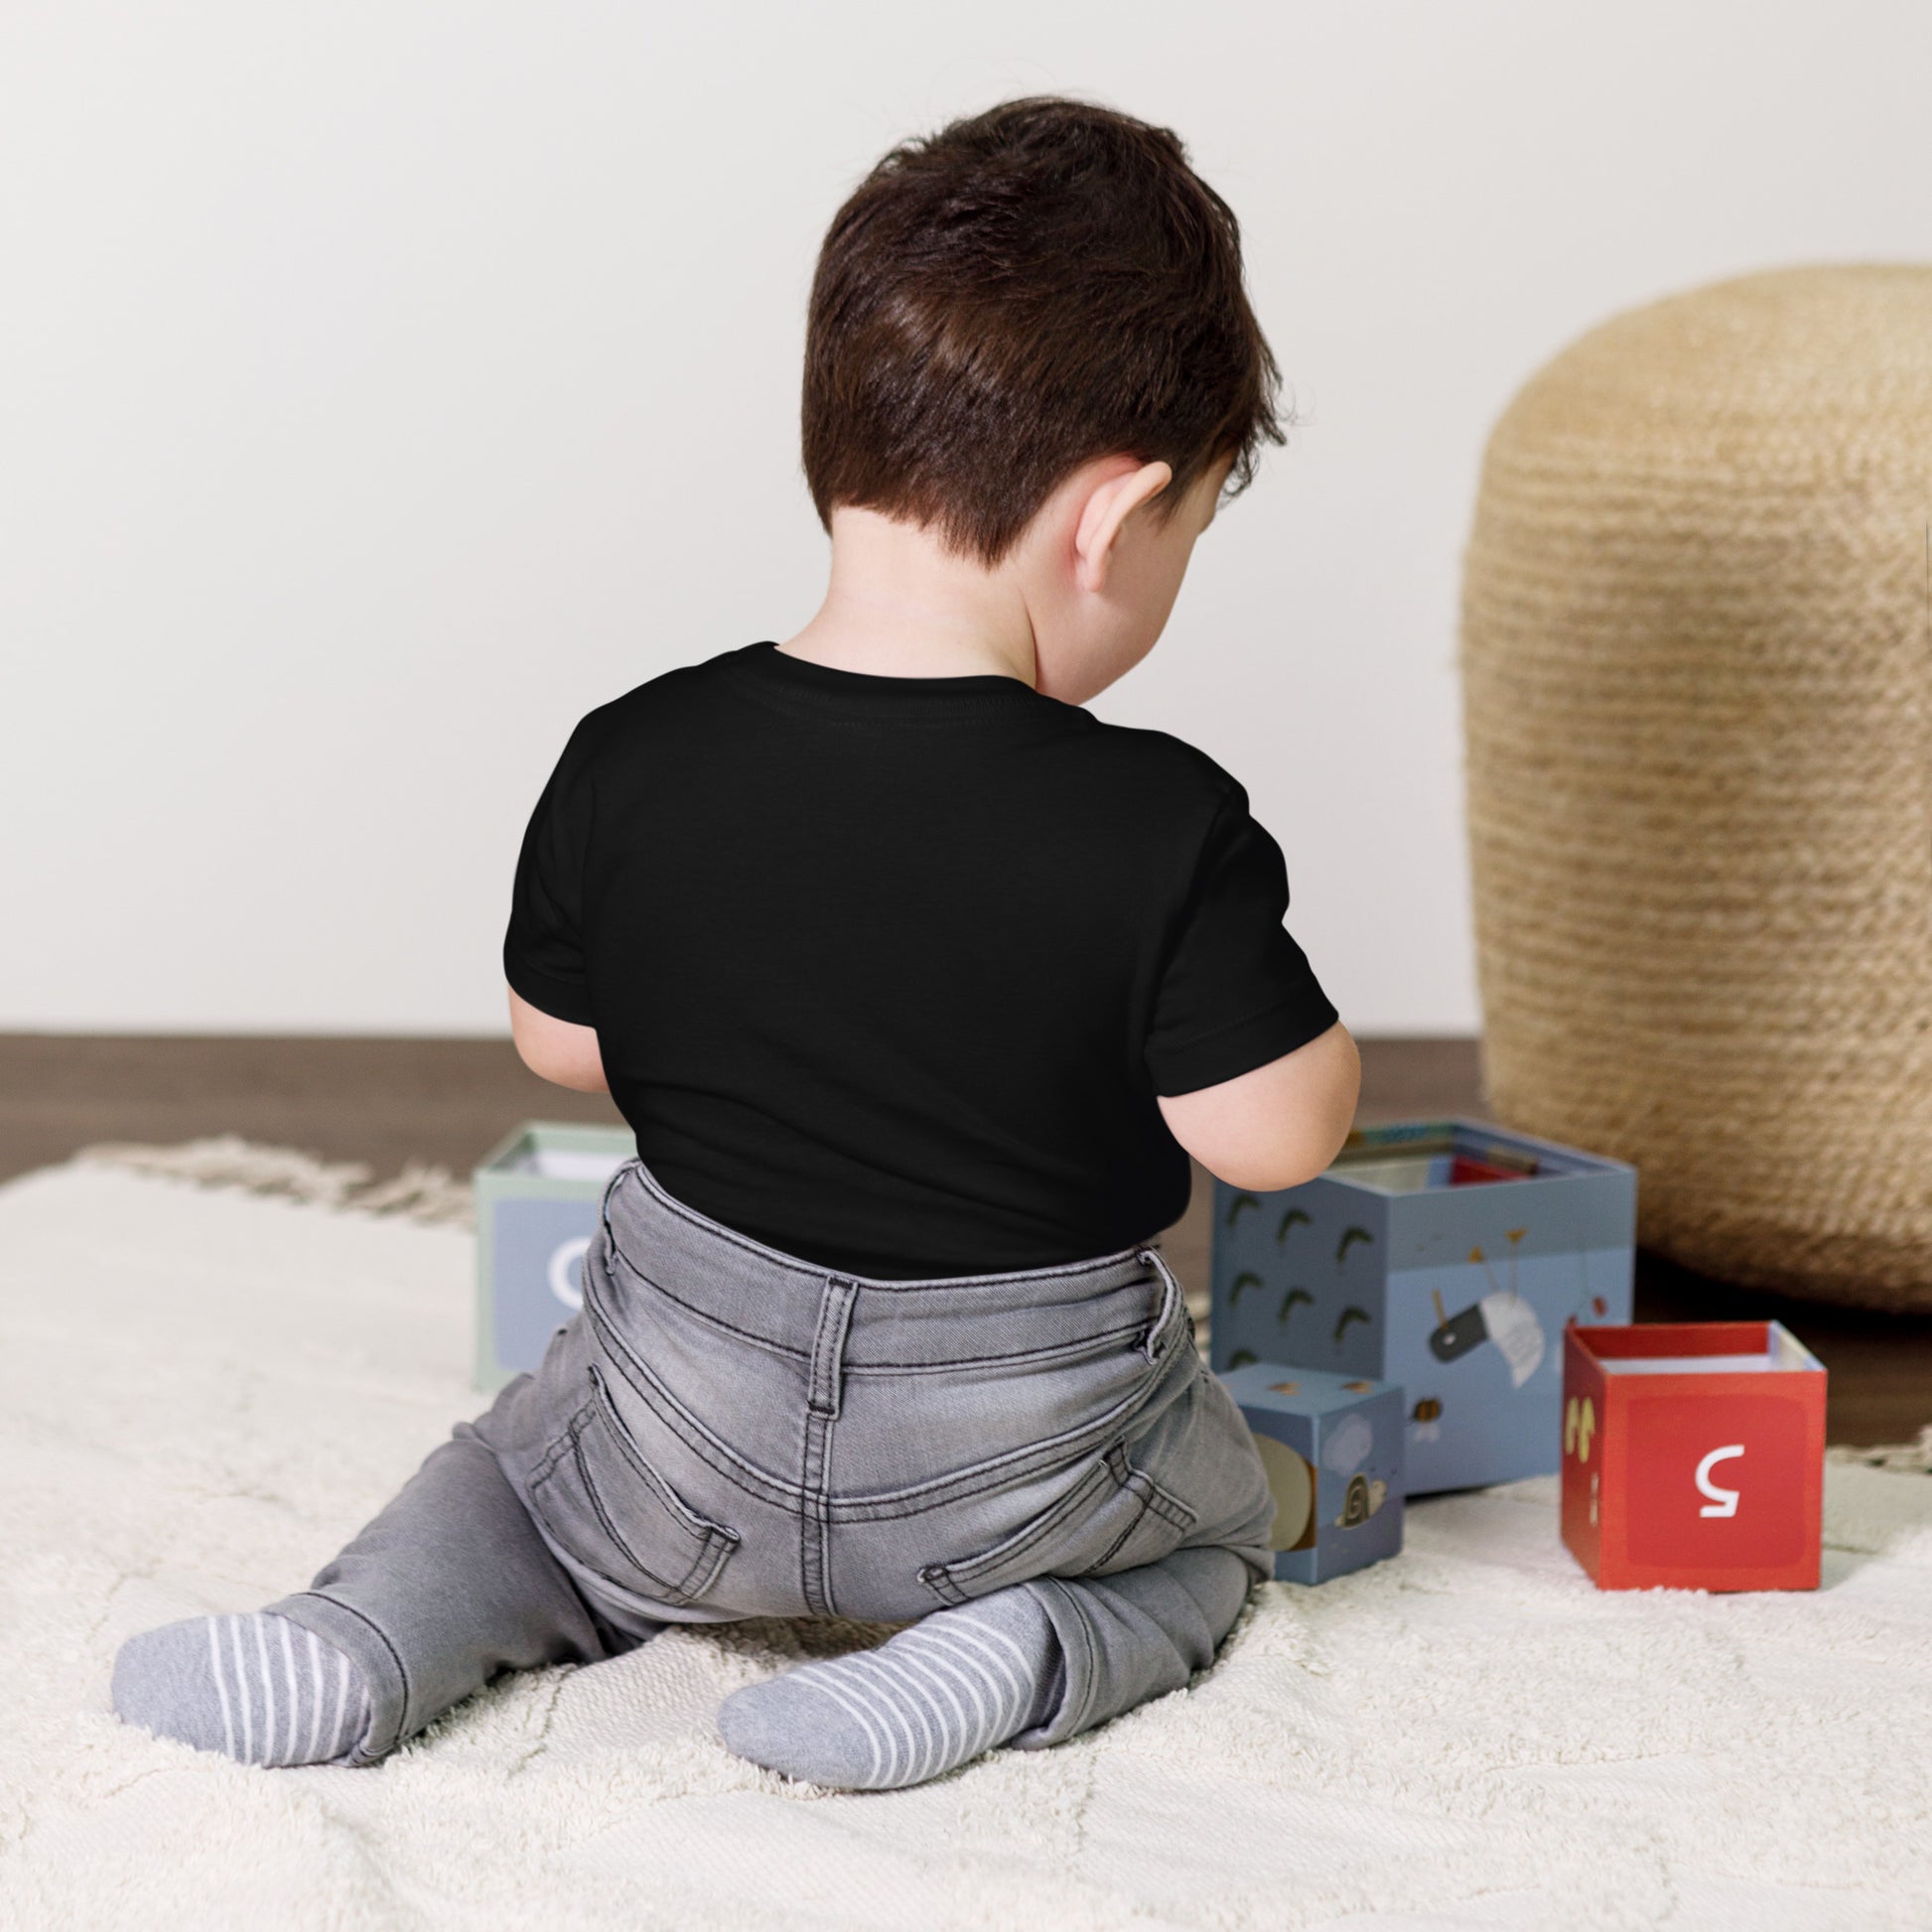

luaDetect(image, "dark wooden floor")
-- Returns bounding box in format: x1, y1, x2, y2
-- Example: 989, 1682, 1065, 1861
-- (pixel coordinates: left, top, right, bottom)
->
3, 1033, 1927, 1445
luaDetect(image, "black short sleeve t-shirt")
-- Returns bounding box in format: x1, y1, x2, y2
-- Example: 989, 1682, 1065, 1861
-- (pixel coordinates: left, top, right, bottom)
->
504, 642, 1337, 1279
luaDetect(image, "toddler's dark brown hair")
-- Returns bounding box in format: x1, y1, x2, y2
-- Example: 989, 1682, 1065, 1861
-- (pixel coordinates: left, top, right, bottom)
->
801, 95, 1286, 567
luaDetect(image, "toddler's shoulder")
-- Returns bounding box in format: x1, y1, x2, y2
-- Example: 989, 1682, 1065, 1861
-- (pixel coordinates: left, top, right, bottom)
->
556, 651, 744, 760
1062, 712, 1250, 816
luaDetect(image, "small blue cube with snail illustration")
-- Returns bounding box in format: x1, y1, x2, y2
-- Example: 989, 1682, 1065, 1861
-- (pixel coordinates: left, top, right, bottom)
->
474, 1121, 638, 1391
1211, 1118, 1635, 1496
1216, 1360, 1405, 1584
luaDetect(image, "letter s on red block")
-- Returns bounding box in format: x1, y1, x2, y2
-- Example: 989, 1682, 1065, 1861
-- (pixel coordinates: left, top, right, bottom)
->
1626, 1393, 1809, 1573
1695, 1444, 1744, 1517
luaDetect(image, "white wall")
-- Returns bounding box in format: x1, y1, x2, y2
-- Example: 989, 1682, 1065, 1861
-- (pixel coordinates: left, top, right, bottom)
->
4, 1, 1928, 1035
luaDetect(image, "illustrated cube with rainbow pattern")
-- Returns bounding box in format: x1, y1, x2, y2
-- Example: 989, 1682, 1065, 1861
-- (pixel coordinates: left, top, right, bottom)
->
1216, 1360, 1405, 1584
1211, 1118, 1636, 1495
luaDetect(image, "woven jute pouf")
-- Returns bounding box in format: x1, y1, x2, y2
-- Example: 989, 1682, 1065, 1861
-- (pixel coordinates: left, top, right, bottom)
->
1461, 264, 1932, 1311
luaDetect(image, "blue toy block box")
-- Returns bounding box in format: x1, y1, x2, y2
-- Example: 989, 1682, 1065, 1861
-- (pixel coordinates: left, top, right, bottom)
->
474, 1121, 636, 1391
1217, 1360, 1405, 1584
1211, 1118, 1636, 1495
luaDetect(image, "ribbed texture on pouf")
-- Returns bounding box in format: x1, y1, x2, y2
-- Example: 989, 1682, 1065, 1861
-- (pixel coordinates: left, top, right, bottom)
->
1460, 264, 1932, 1311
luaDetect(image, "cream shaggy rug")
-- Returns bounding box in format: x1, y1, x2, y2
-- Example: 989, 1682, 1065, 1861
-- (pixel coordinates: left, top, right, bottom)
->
1, 1147, 1929, 1932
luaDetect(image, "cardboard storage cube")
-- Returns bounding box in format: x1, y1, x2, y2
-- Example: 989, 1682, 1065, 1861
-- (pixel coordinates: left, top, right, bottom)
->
1561, 1320, 1826, 1592
474, 1121, 636, 1391
1212, 1118, 1636, 1495
1217, 1361, 1405, 1584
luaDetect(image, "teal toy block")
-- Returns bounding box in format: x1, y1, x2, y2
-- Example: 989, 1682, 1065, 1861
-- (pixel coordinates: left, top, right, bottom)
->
473, 1121, 636, 1391
1212, 1118, 1636, 1496
1217, 1360, 1405, 1584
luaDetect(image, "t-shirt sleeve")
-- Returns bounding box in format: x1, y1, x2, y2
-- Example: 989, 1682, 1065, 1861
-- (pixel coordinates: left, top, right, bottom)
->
1144, 785, 1339, 1096
502, 716, 600, 1027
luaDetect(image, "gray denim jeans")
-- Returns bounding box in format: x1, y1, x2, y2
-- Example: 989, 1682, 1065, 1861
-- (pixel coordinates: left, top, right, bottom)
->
270, 1158, 1275, 1766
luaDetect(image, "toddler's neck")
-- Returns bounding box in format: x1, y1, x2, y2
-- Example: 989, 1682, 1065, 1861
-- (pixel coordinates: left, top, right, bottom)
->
778, 504, 1037, 685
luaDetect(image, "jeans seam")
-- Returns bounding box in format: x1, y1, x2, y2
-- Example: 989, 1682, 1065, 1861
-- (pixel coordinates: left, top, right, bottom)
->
842, 1391, 1167, 1520
526, 1378, 740, 1606
567, 1428, 704, 1604
585, 1255, 802, 1508
588, 1364, 740, 1547
1142, 1487, 1196, 1532
1028, 1577, 1100, 1739
593, 1335, 801, 1510
607, 1237, 811, 1362
1070, 1590, 1100, 1733
611, 1237, 1155, 1373
797, 1414, 817, 1611
869, 1331, 1200, 1514
842, 1321, 1154, 1373
918, 1455, 1119, 1602
530, 1435, 570, 1489
1086, 1464, 1197, 1570
284, 1590, 412, 1748
799, 1277, 857, 1615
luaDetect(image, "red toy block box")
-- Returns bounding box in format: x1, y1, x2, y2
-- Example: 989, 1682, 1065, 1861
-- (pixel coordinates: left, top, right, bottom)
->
1561, 1320, 1826, 1592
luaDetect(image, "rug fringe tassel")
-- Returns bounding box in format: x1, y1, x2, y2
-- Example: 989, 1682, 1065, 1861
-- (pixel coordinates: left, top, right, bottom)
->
1826, 1428, 1932, 1475
70, 1134, 476, 1229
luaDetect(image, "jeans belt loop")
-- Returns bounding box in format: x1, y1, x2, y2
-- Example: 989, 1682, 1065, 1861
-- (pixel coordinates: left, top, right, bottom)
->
809, 1275, 858, 1419
1137, 1247, 1180, 1364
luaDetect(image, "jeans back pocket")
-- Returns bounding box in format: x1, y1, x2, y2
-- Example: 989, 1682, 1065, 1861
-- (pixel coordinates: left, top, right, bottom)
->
917, 1441, 1198, 1607
527, 1363, 741, 1608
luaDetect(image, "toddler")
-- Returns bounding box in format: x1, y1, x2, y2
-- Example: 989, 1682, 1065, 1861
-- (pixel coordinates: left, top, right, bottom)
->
112, 95, 1359, 1791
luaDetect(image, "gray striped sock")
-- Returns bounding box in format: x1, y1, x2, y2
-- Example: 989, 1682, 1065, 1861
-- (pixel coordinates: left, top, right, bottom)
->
716, 1585, 1060, 1789
112, 1612, 371, 1767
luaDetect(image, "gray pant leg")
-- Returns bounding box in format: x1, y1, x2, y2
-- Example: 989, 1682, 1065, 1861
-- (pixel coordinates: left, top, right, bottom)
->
266, 1419, 650, 1765
1004, 1355, 1279, 1752
1010, 1545, 1261, 1750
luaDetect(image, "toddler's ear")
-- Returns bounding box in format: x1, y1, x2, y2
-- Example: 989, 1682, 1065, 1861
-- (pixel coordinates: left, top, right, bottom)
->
1072, 460, 1173, 592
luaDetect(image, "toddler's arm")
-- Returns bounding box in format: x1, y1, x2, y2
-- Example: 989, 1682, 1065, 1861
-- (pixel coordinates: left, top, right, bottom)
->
507, 985, 610, 1094
1158, 1020, 1359, 1193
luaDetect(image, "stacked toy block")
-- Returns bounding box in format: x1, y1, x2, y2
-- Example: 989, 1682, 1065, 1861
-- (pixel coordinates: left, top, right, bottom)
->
1561, 1319, 1826, 1591
1217, 1362, 1405, 1583
474, 1121, 636, 1390
1212, 1118, 1637, 1494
